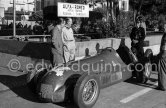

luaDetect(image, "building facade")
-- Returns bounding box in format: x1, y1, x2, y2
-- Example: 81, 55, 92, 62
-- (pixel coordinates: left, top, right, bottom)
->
0, 0, 10, 10
36, 0, 44, 11
14, 0, 35, 12
0, 0, 35, 12
41, 0, 65, 20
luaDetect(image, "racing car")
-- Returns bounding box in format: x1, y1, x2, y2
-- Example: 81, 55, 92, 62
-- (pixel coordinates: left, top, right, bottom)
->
28, 45, 153, 108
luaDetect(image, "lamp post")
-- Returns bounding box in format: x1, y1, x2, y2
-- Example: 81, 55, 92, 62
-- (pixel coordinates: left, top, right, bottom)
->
106, 0, 109, 22
106, 0, 109, 38
13, 0, 16, 37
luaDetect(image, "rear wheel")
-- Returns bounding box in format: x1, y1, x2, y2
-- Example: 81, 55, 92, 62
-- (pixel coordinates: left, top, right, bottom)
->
74, 74, 100, 108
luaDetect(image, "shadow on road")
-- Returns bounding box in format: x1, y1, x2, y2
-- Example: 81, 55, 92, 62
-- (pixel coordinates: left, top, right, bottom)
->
125, 77, 158, 88
0, 74, 78, 108
0, 74, 41, 103
56, 102, 78, 108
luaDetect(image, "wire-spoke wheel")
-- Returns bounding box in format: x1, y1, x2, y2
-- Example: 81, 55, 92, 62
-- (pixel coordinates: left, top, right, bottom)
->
74, 74, 100, 108
82, 79, 98, 105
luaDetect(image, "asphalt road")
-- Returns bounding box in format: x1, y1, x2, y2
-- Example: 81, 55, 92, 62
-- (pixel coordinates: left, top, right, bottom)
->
0, 69, 166, 108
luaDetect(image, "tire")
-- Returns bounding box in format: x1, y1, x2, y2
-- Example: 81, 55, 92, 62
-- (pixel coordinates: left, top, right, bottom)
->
74, 74, 100, 108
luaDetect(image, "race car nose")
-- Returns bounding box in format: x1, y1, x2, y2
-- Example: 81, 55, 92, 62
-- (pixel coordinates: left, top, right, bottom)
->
36, 71, 66, 103
37, 83, 66, 103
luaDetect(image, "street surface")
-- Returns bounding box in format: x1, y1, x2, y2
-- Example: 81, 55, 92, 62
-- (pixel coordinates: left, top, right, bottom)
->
0, 68, 165, 108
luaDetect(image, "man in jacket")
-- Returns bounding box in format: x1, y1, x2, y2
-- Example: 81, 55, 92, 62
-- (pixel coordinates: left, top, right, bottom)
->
51, 18, 65, 66
62, 18, 76, 63
130, 18, 146, 60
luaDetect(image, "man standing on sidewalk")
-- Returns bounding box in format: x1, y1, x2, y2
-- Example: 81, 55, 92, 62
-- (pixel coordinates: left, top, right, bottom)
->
51, 18, 65, 66
62, 18, 76, 63
130, 18, 145, 60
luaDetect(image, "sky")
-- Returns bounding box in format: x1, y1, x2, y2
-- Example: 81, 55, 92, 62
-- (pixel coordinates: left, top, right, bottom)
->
0, 0, 34, 11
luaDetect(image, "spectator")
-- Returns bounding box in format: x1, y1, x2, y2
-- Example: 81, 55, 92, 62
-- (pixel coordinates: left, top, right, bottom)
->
24, 24, 28, 29
47, 21, 54, 34
51, 18, 65, 66
16, 22, 23, 28
80, 21, 90, 34
62, 18, 76, 63
8, 22, 13, 28
39, 22, 44, 34
28, 25, 32, 30
33, 22, 43, 35
72, 19, 82, 34
33, 22, 38, 34
157, 23, 166, 91
28, 25, 32, 35
130, 18, 145, 60
137, 15, 147, 35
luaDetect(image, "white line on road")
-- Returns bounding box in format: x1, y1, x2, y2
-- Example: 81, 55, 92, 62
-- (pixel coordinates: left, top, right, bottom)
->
120, 82, 158, 104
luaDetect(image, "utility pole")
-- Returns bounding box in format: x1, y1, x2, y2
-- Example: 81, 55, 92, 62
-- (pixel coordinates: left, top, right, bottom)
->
106, 0, 109, 38
13, 0, 16, 37
27, 0, 29, 12
106, 0, 109, 22
91, 0, 94, 10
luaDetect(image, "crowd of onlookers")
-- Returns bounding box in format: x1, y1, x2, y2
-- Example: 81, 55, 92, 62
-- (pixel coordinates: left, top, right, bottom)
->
0, 22, 34, 35
0, 16, 166, 38
0, 21, 49, 35
1, 22, 32, 30
0, 19, 112, 39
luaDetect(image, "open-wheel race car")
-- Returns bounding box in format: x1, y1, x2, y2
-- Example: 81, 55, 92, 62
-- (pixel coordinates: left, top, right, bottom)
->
28, 44, 153, 108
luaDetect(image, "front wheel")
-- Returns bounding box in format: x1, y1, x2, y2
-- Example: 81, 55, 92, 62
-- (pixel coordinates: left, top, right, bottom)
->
74, 74, 100, 108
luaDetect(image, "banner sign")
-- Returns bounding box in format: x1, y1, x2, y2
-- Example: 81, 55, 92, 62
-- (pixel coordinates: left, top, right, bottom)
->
58, 2, 89, 17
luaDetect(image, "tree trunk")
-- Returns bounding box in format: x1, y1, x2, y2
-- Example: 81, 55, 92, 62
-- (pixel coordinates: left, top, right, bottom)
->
136, 0, 144, 16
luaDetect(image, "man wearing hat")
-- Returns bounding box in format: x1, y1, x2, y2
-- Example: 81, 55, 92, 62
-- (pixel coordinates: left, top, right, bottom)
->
138, 16, 146, 35
130, 17, 146, 60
